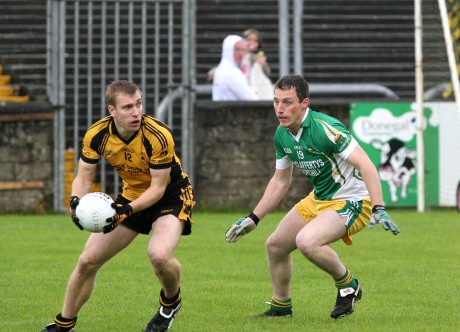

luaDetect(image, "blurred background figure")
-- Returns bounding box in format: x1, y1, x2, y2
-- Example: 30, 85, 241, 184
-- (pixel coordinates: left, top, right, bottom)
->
242, 28, 271, 78
212, 35, 259, 101
209, 29, 273, 100
242, 28, 274, 100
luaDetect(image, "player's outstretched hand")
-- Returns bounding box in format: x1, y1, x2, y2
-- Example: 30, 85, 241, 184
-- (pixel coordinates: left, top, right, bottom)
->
369, 205, 400, 235
69, 196, 83, 230
225, 213, 259, 243
103, 203, 133, 234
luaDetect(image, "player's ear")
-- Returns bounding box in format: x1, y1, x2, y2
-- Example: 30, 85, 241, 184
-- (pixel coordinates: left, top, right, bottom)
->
107, 104, 115, 116
302, 97, 310, 109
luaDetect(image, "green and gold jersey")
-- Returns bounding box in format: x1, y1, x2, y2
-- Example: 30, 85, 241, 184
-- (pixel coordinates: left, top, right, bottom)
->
274, 109, 369, 201
80, 114, 189, 201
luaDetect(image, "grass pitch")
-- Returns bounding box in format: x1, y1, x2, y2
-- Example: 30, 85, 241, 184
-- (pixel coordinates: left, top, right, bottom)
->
0, 209, 458, 331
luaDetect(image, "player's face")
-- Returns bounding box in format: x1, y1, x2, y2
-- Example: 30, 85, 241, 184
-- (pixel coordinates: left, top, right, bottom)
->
273, 87, 309, 135
108, 91, 143, 138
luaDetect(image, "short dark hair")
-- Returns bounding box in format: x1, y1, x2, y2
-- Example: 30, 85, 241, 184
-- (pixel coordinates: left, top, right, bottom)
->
274, 74, 310, 101
105, 80, 141, 107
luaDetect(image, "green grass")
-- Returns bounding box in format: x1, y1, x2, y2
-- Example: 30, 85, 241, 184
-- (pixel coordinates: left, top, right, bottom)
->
0, 209, 459, 331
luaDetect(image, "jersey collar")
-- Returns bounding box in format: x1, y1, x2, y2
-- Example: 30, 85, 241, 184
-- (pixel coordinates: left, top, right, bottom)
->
110, 116, 142, 144
300, 108, 310, 128
287, 108, 310, 140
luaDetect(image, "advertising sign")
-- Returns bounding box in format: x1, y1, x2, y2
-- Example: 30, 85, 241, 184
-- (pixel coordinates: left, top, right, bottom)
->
350, 102, 439, 207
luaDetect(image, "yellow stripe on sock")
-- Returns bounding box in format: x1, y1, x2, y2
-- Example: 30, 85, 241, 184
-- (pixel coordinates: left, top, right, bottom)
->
54, 318, 76, 328
335, 269, 354, 287
271, 296, 292, 309
160, 291, 182, 307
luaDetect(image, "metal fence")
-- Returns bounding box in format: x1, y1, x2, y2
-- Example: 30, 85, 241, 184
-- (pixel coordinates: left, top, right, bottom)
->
47, 0, 195, 211
46, 0, 402, 212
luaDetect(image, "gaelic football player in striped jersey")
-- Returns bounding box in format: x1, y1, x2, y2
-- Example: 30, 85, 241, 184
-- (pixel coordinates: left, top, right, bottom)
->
41, 80, 195, 332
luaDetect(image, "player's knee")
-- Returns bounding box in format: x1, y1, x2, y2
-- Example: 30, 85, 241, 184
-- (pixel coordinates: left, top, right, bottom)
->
148, 249, 170, 270
295, 234, 315, 257
265, 234, 285, 257
77, 252, 103, 274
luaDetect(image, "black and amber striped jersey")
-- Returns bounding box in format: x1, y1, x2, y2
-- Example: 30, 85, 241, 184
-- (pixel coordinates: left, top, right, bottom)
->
80, 114, 190, 201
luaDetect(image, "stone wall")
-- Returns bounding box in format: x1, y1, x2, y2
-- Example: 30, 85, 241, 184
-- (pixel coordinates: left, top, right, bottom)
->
0, 103, 54, 213
193, 101, 349, 210
0, 101, 349, 213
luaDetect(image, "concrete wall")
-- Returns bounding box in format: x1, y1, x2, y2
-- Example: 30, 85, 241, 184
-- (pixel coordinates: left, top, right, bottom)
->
193, 101, 349, 211
0, 101, 349, 214
0, 103, 54, 213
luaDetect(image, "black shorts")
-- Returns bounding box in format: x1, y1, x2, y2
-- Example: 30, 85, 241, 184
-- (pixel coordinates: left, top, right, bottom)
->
116, 184, 195, 235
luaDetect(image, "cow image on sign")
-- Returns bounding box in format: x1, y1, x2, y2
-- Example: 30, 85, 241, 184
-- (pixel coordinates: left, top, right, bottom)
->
371, 138, 416, 203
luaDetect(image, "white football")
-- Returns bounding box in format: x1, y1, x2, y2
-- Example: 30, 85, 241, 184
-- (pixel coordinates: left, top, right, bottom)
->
75, 192, 115, 233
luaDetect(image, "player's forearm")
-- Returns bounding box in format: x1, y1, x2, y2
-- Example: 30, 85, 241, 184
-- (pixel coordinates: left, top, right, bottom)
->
361, 163, 385, 206
253, 175, 291, 220
71, 160, 97, 198
71, 175, 94, 198
129, 185, 166, 213
348, 146, 384, 206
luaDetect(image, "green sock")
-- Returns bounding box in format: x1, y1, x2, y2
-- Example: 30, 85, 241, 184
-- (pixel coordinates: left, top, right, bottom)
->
334, 268, 357, 289
271, 296, 292, 312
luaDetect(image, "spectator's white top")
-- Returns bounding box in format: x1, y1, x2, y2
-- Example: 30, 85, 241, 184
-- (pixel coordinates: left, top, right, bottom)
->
212, 35, 259, 101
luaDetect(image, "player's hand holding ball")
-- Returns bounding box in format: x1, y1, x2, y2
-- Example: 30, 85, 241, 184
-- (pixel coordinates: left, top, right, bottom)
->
103, 203, 133, 234
369, 205, 400, 235
69, 196, 84, 230
225, 213, 260, 242
75, 192, 116, 232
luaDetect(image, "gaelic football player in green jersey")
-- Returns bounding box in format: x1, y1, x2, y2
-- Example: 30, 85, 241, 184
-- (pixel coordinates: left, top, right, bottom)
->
226, 74, 399, 319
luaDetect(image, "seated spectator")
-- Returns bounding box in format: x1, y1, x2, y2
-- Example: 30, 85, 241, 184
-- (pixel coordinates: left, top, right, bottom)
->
212, 35, 260, 101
